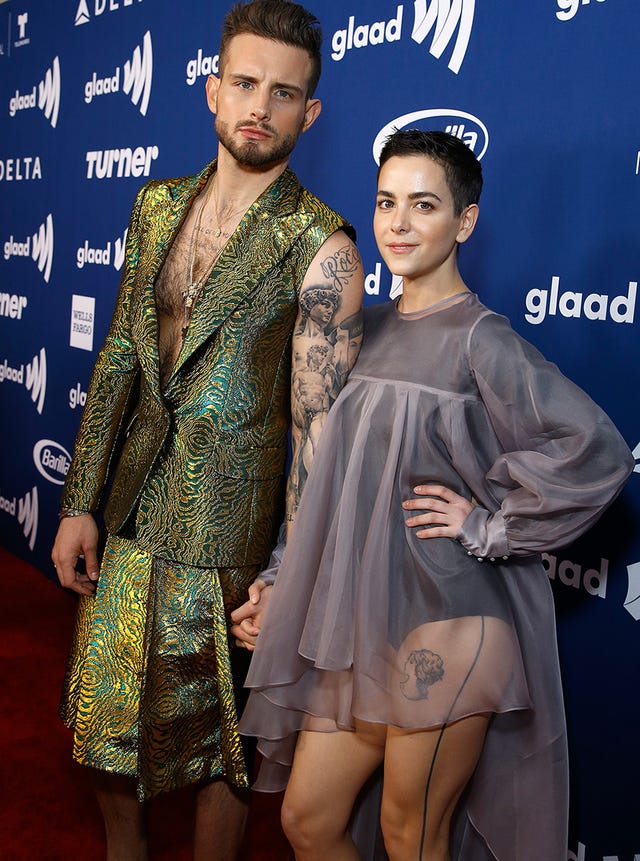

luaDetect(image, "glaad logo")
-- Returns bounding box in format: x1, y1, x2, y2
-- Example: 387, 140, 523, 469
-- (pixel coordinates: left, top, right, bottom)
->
33, 439, 72, 486
0, 348, 47, 413
330, 2, 474, 74
1, 487, 38, 550
570, 840, 640, 861
543, 552, 608, 598
84, 31, 153, 116
4, 214, 55, 283
2, 486, 40, 551
0, 156, 43, 182
186, 50, 219, 86
75, 0, 143, 27
633, 441, 640, 474
8, 57, 60, 128
557, 0, 606, 23
69, 382, 87, 409
625, 559, 640, 621
76, 227, 127, 270
18, 487, 39, 551
524, 276, 636, 325
412, 0, 475, 74
86, 145, 159, 179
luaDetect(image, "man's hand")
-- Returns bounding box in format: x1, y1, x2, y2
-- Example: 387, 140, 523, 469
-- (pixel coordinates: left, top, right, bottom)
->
230, 580, 273, 651
51, 514, 100, 595
403, 484, 474, 539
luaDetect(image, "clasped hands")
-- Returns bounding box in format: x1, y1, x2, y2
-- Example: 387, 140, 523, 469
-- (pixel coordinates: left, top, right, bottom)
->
230, 484, 474, 650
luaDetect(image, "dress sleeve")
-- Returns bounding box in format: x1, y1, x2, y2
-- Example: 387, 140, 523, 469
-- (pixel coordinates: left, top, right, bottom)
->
456, 312, 634, 558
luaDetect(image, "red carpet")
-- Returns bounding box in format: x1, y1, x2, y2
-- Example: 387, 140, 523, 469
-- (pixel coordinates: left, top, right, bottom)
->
0, 547, 289, 860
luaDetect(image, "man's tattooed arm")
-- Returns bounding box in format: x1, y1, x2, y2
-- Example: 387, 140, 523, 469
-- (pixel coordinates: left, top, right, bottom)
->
286, 233, 364, 529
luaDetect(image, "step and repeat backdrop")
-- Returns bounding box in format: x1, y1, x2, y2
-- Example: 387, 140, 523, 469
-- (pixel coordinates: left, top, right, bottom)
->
1, 0, 638, 856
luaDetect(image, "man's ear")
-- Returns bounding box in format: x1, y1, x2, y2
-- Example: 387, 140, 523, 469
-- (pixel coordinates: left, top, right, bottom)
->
301, 98, 321, 133
205, 74, 220, 115
457, 204, 479, 244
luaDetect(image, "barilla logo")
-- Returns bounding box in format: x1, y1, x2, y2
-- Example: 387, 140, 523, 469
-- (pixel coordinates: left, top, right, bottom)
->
8, 57, 60, 127
412, 0, 475, 74
372, 109, 489, 163
3, 214, 54, 283
75, 0, 143, 27
84, 31, 153, 116
33, 439, 72, 486
76, 227, 128, 270
0, 348, 47, 414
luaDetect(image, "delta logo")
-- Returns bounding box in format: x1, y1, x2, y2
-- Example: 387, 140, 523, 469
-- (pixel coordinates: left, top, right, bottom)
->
331, 0, 475, 74
3, 214, 54, 283
84, 30, 153, 116
8, 56, 60, 128
75, 0, 143, 27
0, 486, 39, 551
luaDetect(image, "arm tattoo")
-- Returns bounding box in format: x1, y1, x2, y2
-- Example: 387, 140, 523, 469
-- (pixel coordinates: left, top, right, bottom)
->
400, 649, 445, 701
320, 244, 361, 293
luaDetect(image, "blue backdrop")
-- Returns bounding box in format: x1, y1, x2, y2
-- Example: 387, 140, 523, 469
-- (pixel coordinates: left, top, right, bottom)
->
1, 2, 638, 857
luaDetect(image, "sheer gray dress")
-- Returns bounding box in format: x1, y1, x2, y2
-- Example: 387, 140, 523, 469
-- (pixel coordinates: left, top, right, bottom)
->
240, 292, 633, 860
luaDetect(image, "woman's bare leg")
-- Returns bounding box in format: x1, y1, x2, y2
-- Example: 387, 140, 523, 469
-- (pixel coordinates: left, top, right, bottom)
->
282, 720, 386, 861
381, 714, 490, 861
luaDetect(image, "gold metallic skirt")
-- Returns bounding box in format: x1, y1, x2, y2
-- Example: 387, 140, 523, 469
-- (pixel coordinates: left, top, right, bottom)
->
60, 535, 259, 800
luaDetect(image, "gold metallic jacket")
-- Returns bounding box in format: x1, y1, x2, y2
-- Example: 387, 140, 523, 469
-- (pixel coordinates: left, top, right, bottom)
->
61, 161, 353, 568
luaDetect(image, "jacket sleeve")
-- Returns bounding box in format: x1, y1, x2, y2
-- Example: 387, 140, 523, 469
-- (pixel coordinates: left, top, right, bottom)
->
456, 312, 634, 559
60, 185, 147, 513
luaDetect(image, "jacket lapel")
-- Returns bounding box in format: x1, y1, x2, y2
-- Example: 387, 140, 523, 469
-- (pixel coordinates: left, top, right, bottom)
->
165, 167, 313, 387
129, 161, 216, 399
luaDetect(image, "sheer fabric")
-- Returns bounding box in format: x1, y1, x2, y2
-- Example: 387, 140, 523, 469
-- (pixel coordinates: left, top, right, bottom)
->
240, 294, 633, 859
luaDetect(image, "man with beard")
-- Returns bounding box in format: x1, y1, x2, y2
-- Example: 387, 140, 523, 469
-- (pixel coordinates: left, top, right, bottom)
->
51, 1, 363, 857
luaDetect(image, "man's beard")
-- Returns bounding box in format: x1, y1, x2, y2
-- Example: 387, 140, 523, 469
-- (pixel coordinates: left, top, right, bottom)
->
215, 117, 302, 168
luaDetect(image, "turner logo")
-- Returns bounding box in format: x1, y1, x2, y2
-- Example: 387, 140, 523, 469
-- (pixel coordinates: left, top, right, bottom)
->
0, 156, 43, 181
8, 57, 60, 128
86, 145, 159, 179
556, 0, 606, 22
330, 1, 475, 74
373, 109, 488, 164
75, 0, 143, 26
524, 276, 636, 326
412, 0, 475, 74
76, 227, 127, 270
84, 31, 153, 116
0, 292, 28, 320
0, 348, 47, 414
33, 439, 72, 486
3, 214, 54, 283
